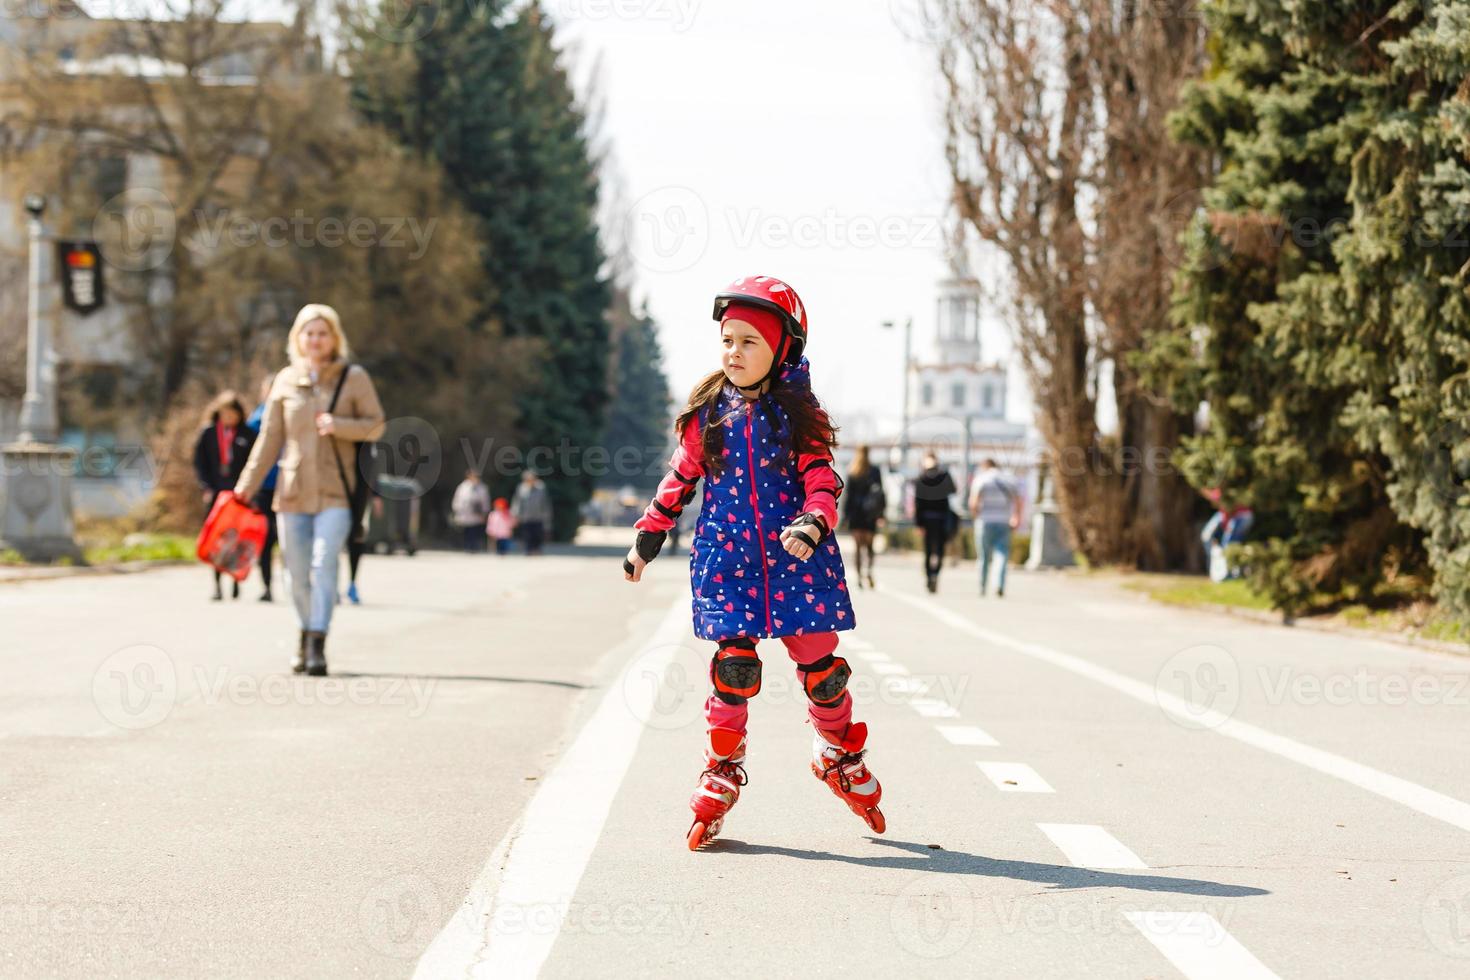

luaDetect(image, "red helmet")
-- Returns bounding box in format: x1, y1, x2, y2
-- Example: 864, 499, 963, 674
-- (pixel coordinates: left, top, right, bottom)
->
711, 275, 808, 364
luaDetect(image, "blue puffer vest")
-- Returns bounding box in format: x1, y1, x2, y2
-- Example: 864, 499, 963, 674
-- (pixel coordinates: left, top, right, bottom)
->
686, 358, 855, 641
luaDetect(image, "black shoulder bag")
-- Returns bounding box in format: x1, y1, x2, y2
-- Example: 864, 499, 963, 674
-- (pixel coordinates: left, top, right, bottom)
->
327, 364, 373, 544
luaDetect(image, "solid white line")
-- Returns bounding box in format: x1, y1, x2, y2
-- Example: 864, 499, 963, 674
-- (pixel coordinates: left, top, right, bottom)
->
1126, 911, 1281, 980
1037, 823, 1147, 869
889, 589, 1470, 835
871, 662, 908, 675
935, 724, 999, 747
977, 762, 1054, 793
910, 698, 960, 718
412, 596, 691, 980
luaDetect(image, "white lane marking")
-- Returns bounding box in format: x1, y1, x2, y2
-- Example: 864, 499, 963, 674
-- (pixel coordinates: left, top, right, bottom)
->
413, 596, 690, 980
1126, 911, 1281, 980
910, 698, 960, 718
1037, 823, 1147, 869
977, 762, 1054, 793
853, 650, 890, 662
844, 636, 875, 651
871, 662, 909, 675
935, 724, 999, 747
884, 677, 930, 694
889, 589, 1470, 835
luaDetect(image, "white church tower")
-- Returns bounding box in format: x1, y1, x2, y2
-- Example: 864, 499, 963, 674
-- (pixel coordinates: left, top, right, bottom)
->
908, 276, 1020, 438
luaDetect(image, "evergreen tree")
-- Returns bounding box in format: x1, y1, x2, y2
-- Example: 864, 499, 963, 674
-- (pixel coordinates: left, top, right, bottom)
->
349, 1, 610, 540
1146, 0, 1435, 614
1298, 1, 1470, 620
601, 287, 672, 493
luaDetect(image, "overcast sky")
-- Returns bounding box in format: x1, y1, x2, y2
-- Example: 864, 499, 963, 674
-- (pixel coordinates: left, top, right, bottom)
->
550, 0, 1033, 434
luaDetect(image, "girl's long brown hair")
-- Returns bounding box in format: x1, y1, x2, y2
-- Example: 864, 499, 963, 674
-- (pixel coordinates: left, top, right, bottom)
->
675, 368, 838, 478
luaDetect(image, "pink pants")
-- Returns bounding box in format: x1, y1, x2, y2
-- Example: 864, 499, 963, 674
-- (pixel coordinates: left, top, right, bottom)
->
705, 632, 853, 736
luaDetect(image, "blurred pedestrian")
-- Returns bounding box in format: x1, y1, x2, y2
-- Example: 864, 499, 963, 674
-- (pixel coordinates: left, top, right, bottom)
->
244, 376, 279, 602
194, 390, 256, 602
1201, 487, 1254, 582
968, 457, 1022, 597
451, 469, 492, 553
511, 469, 551, 555
913, 451, 957, 593
486, 497, 516, 555
843, 445, 886, 589
235, 303, 385, 677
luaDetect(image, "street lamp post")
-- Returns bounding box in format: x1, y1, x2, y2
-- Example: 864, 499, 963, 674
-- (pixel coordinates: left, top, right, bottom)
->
882, 316, 913, 474
2, 193, 81, 562
18, 194, 58, 444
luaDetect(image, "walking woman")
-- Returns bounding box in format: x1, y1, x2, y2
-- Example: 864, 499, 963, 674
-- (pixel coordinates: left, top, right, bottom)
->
234, 304, 385, 676
912, 451, 957, 593
842, 445, 886, 589
193, 391, 257, 601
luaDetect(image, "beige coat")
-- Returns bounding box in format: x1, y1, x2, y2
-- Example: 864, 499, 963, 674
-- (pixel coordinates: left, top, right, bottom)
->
235, 359, 386, 514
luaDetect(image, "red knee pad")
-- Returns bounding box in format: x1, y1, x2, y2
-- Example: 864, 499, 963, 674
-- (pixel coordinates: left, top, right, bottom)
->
799, 653, 851, 708
711, 638, 762, 705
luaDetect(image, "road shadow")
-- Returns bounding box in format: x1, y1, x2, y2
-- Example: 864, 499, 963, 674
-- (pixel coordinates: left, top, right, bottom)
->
332, 671, 588, 690
711, 837, 1269, 898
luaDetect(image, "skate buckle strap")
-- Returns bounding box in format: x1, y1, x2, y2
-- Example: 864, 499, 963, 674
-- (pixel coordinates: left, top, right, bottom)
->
703, 759, 748, 787
833, 751, 867, 792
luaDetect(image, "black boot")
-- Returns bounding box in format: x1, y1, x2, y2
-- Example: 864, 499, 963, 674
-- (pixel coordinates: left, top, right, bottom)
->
291, 630, 308, 674
304, 631, 328, 677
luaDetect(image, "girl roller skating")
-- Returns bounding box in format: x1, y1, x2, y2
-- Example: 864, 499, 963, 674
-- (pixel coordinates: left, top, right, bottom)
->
622, 275, 884, 850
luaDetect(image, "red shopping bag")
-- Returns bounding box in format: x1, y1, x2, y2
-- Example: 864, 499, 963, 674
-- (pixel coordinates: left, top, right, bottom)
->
196, 491, 268, 582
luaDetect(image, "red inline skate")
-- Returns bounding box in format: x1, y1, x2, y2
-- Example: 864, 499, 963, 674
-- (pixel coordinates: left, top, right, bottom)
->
811, 721, 885, 833
687, 727, 747, 850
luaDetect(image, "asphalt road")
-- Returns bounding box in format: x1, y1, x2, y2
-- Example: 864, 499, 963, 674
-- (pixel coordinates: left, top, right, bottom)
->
5, 536, 1470, 978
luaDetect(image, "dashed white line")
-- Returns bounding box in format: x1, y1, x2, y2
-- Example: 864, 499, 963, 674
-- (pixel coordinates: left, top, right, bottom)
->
888, 588, 1470, 835
909, 698, 960, 718
1036, 823, 1147, 869
935, 724, 999, 747
977, 762, 1054, 793
871, 662, 908, 675
853, 650, 890, 662
1126, 911, 1281, 980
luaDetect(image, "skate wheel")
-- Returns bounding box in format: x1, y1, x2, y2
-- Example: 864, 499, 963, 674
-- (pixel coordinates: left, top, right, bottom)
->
687, 821, 707, 850
863, 807, 886, 834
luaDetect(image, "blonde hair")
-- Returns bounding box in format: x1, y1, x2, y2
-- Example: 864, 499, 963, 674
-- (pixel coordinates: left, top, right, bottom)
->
849, 444, 872, 479
286, 303, 351, 364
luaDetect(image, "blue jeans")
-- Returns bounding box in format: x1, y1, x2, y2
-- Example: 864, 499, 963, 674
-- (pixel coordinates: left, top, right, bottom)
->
277, 508, 353, 632
978, 521, 1012, 594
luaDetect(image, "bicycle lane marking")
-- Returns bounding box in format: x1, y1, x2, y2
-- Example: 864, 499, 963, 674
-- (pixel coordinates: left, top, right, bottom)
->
412, 593, 692, 980
886, 588, 1470, 834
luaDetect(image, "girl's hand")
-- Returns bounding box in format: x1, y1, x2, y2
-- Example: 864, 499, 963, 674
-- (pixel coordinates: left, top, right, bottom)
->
316, 412, 336, 436
623, 546, 647, 582
779, 514, 827, 561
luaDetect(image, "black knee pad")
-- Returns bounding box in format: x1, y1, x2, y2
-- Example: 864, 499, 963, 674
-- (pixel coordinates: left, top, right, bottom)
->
798, 653, 851, 708
711, 638, 762, 705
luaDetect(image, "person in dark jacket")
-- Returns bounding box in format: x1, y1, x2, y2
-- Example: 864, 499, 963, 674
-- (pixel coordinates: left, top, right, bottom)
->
244, 376, 280, 602
912, 451, 957, 593
193, 390, 256, 601
842, 444, 886, 589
